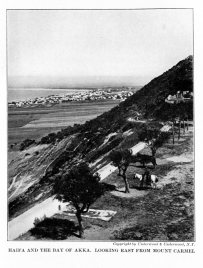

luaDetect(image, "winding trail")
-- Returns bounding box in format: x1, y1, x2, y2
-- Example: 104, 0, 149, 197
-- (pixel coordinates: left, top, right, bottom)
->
97, 124, 172, 181
8, 139, 149, 240
8, 123, 175, 240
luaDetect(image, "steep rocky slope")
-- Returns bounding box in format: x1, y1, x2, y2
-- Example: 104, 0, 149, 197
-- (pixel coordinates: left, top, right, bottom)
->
8, 55, 193, 220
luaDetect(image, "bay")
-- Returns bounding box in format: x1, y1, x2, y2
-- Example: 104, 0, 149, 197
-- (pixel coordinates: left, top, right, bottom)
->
8, 88, 90, 102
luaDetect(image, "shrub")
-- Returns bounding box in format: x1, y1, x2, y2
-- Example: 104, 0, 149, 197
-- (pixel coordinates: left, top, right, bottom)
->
138, 126, 160, 143
33, 214, 47, 227
20, 139, 35, 151
154, 131, 171, 148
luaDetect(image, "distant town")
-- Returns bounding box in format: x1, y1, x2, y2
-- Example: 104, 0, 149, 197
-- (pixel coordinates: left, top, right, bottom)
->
8, 88, 138, 108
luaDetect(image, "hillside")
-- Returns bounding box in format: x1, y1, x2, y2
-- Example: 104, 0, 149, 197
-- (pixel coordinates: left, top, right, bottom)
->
104, 55, 193, 121
124, 55, 192, 114
8, 55, 194, 225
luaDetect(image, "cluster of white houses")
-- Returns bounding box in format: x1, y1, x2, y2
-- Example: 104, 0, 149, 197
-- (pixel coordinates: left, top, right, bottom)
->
8, 89, 134, 108
165, 91, 193, 104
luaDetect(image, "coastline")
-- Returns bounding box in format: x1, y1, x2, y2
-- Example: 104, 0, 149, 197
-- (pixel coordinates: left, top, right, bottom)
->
7, 88, 90, 102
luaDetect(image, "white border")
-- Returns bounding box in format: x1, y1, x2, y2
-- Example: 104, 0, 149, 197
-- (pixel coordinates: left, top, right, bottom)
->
1, 1, 203, 267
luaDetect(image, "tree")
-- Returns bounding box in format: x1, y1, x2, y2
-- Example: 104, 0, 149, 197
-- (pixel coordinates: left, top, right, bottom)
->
20, 138, 35, 151
138, 126, 160, 155
138, 126, 171, 155
153, 132, 171, 150
178, 118, 181, 140
53, 162, 104, 238
182, 111, 189, 134
138, 126, 159, 144
109, 149, 132, 193
172, 118, 175, 144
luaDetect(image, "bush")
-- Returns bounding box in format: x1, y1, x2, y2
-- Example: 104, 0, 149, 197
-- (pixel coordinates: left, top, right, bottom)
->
20, 139, 35, 151
30, 218, 77, 240
33, 214, 47, 227
154, 132, 171, 148
40, 136, 50, 144
138, 126, 160, 143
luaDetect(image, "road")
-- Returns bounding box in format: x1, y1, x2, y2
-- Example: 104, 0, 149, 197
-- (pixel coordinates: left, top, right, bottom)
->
8, 123, 173, 240
8, 139, 147, 240
8, 197, 69, 240
97, 163, 118, 181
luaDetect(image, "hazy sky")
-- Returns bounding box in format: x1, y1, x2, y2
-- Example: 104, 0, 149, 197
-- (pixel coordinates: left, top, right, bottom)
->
7, 9, 193, 87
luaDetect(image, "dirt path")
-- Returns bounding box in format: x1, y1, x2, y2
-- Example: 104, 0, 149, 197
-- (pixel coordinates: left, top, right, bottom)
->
63, 126, 194, 241
96, 123, 173, 180
8, 197, 68, 240
11, 125, 194, 241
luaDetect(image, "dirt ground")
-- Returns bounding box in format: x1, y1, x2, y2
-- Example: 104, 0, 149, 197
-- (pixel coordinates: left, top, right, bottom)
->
17, 126, 194, 241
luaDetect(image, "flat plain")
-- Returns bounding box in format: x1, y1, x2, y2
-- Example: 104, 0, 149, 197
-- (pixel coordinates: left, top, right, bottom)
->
8, 100, 120, 147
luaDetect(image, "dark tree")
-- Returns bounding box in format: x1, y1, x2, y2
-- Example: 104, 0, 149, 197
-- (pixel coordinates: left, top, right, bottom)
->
138, 126, 160, 145
138, 126, 160, 155
109, 149, 132, 193
53, 162, 104, 238
20, 139, 35, 151
153, 132, 171, 150
138, 126, 170, 156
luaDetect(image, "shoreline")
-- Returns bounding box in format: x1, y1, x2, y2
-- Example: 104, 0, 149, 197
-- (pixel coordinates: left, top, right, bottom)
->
8, 87, 139, 106
7, 88, 91, 103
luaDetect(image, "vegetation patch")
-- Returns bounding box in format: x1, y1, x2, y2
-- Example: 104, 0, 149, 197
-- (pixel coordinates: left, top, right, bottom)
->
112, 181, 194, 241
20, 139, 35, 151
30, 218, 78, 240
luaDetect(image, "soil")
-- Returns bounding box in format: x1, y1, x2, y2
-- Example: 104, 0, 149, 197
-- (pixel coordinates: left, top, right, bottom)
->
166, 154, 193, 163
110, 187, 148, 198
17, 127, 194, 241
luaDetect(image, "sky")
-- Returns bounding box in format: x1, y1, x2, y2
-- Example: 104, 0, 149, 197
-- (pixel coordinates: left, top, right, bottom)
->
7, 9, 193, 88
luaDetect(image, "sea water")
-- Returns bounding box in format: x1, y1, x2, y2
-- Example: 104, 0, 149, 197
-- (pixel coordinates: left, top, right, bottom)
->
7, 88, 90, 102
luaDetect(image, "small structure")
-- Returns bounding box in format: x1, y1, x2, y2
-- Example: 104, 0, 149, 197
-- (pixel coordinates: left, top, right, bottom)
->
176, 91, 183, 99
165, 90, 192, 104
167, 95, 176, 101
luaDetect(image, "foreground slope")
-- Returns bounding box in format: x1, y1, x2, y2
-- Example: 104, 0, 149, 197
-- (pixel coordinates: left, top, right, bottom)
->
17, 124, 194, 241
8, 56, 193, 224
